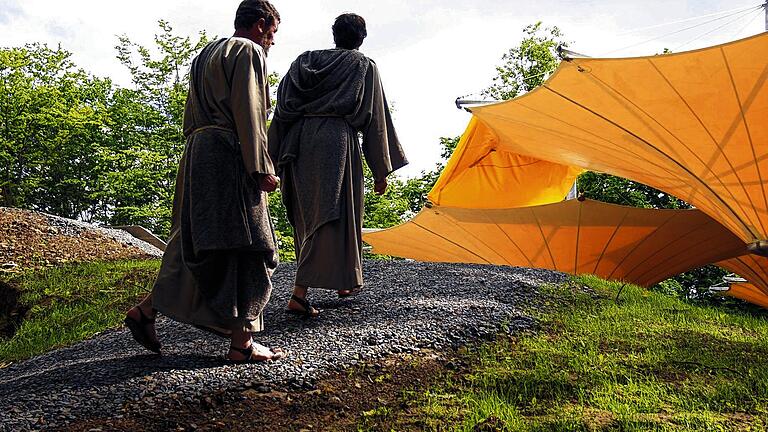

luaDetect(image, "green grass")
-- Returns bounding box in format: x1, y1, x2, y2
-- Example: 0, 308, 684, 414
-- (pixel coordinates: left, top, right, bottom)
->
375, 276, 768, 431
0, 260, 160, 364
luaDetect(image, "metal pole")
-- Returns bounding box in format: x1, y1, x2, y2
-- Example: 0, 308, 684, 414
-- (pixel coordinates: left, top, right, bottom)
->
764, 2, 767, 31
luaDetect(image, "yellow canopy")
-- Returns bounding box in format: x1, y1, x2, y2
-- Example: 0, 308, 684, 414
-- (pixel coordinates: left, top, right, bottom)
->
428, 117, 583, 208
716, 254, 768, 306
722, 283, 768, 308
363, 33, 768, 307
364, 199, 747, 287
718, 254, 768, 294
470, 32, 768, 246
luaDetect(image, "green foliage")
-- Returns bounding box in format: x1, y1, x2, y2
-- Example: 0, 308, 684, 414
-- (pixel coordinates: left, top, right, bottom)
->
0, 44, 112, 219
0, 260, 160, 363
396, 136, 460, 214
106, 21, 209, 236
268, 190, 295, 262
371, 278, 768, 430
578, 171, 690, 209
362, 161, 412, 228
0, 21, 208, 237
483, 22, 568, 100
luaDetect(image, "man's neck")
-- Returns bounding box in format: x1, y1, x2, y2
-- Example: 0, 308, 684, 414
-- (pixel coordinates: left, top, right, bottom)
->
232, 30, 255, 43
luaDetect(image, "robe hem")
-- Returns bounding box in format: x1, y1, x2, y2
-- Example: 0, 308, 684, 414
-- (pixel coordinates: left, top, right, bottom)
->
154, 307, 264, 333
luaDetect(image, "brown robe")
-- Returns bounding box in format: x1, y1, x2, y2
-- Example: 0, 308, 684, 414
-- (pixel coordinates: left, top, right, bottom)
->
268, 49, 407, 290
152, 37, 277, 333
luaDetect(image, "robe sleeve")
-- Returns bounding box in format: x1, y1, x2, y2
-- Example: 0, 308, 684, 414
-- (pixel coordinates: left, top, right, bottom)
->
267, 110, 288, 172
229, 42, 275, 178
358, 62, 408, 182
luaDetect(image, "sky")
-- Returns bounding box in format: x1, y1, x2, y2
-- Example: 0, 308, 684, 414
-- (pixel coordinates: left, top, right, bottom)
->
1, 0, 766, 178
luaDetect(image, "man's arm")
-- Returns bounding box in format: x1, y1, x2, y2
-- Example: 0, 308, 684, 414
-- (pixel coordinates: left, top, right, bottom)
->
229, 40, 277, 190
359, 62, 408, 191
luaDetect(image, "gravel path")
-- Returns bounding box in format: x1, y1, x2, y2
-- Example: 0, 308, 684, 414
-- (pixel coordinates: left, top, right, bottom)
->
0, 260, 566, 431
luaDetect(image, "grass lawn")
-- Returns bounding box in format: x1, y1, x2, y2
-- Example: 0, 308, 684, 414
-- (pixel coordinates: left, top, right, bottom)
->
0, 260, 160, 364
369, 277, 768, 431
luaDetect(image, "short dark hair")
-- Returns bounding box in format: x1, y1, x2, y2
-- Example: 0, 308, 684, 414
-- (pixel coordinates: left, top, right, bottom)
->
234, 0, 280, 30
332, 13, 367, 50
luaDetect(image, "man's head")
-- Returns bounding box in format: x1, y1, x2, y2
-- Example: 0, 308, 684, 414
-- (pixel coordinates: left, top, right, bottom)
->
234, 0, 280, 54
332, 13, 366, 50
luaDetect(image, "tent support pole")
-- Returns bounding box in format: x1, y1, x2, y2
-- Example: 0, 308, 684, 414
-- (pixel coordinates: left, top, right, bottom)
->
615, 283, 628, 303
748, 240, 768, 257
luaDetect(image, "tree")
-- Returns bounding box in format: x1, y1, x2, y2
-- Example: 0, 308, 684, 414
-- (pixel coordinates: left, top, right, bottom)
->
578, 171, 690, 209
397, 136, 460, 214
101, 21, 210, 236
483, 22, 568, 100
0, 44, 112, 220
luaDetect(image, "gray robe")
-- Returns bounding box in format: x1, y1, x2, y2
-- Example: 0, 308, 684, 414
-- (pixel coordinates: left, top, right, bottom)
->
152, 37, 278, 333
268, 49, 407, 290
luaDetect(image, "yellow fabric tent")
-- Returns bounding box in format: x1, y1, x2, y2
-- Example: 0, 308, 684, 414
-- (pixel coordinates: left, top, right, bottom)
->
363, 33, 768, 307
718, 254, 768, 294
716, 254, 768, 305
468, 33, 768, 249
364, 199, 747, 287
428, 117, 583, 208
722, 283, 768, 308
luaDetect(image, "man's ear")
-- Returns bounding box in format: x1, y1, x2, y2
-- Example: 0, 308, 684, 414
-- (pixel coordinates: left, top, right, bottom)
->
255, 18, 267, 35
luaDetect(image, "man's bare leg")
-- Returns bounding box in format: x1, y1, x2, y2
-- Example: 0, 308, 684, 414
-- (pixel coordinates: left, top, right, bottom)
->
287, 284, 319, 317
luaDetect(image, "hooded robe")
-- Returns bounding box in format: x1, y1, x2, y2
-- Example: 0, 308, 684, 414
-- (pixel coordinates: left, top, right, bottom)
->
151, 37, 278, 334
268, 49, 407, 290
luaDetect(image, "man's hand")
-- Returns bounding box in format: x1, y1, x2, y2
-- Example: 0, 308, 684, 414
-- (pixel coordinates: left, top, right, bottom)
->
258, 174, 280, 192
374, 178, 387, 195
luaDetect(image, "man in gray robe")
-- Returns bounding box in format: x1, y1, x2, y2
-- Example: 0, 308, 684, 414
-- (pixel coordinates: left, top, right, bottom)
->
125, 0, 283, 363
268, 13, 407, 316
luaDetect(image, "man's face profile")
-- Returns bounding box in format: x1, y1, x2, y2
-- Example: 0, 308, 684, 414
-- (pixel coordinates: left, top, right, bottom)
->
255, 19, 279, 55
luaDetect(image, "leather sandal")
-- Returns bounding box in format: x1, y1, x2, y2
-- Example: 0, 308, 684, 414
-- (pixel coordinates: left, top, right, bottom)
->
287, 294, 320, 318
124, 307, 161, 354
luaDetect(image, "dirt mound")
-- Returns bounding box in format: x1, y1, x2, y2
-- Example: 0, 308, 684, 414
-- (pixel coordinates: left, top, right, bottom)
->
0, 207, 159, 273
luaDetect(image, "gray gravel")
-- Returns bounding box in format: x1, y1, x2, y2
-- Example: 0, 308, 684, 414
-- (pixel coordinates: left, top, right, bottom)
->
0, 260, 567, 431
40, 212, 163, 258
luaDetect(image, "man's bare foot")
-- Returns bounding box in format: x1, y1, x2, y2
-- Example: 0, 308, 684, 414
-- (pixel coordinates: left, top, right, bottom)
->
227, 343, 284, 363
125, 305, 161, 353
338, 286, 363, 298
287, 295, 320, 318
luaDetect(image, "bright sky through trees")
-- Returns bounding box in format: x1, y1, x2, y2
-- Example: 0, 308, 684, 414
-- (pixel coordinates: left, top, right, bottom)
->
1, 0, 765, 177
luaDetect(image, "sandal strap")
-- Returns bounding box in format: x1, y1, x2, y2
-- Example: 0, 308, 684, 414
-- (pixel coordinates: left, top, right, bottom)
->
290, 295, 314, 313
229, 344, 254, 359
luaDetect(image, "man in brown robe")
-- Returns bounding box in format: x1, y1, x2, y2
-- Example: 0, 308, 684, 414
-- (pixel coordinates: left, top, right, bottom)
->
125, 0, 283, 363
268, 13, 407, 316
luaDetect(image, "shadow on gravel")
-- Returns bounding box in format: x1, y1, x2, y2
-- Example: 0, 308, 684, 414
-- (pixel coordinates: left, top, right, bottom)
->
0, 352, 223, 392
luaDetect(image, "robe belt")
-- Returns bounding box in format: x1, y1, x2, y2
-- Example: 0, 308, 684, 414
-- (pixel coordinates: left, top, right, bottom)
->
188, 125, 235, 136
303, 113, 344, 118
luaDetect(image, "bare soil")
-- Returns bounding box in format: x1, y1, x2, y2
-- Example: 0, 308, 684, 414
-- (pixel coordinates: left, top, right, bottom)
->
0, 207, 154, 273
61, 350, 465, 431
